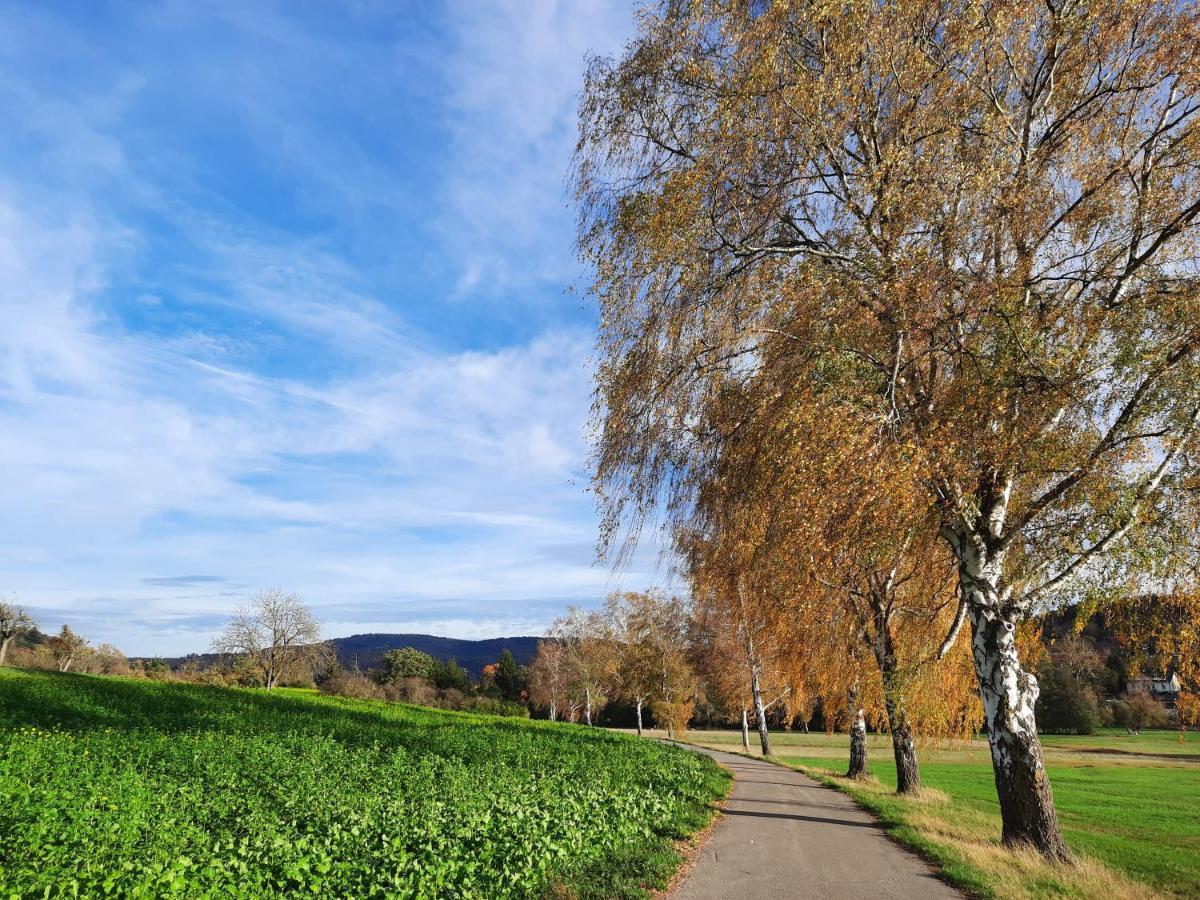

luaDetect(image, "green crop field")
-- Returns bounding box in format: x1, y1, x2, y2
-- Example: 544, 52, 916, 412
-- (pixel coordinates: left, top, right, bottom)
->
0, 670, 728, 899
671, 728, 1200, 898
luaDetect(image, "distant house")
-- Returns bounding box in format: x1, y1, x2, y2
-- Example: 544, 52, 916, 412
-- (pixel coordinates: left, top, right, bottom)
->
1127, 673, 1181, 704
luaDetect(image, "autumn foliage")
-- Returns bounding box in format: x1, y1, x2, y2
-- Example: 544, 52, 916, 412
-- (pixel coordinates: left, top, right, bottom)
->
576, 0, 1200, 860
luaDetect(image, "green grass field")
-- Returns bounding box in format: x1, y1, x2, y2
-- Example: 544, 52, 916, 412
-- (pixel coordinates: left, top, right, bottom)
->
675, 728, 1200, 898
0, 670, 729, 899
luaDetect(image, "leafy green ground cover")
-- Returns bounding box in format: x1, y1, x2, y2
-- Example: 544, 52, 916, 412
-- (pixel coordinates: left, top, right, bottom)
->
0, 670, 728, 899
672, 728, 1199, 898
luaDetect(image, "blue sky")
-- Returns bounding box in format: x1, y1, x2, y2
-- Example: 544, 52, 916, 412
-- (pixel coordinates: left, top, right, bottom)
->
0, 0, 660, 656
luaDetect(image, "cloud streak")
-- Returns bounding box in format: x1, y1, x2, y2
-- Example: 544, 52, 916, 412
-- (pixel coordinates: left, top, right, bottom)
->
0, 1, 650, 657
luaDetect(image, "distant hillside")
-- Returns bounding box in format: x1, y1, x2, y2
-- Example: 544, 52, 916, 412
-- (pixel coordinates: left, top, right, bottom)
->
329, 634, 542, 676
158, 633, 542, 678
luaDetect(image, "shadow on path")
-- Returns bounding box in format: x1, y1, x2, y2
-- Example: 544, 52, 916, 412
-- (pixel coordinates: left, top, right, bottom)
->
669, 743, 963, 900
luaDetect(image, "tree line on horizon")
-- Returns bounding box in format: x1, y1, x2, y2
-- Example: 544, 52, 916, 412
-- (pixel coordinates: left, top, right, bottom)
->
0, 590, 538, 717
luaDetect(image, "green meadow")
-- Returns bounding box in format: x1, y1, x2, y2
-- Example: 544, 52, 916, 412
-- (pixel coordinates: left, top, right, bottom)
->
0, 669, 728, 899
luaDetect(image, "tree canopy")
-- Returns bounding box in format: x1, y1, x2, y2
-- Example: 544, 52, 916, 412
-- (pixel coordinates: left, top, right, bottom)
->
576, 0, 1200, 860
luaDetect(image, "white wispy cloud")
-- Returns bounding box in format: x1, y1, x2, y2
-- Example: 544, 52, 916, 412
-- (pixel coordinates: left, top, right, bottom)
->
0, 1, 659, 657
439, 0, 632, 295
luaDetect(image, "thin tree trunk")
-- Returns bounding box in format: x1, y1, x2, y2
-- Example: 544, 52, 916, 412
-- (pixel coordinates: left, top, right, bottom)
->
741, 707, 751, 752
847, 687, 868, 779
751, 665, 771, 756
60, 657, 73, 673
0, 636, 10, 667
549, 702, 557, 722
584, 687, 593, 726
875, 622, 922, 793
969, 601, 1072, 859
882, 689, 921, 794
636, 698, 644, 736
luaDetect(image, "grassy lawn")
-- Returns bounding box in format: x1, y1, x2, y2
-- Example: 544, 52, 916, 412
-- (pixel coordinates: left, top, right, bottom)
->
671, 728, 1200, 899
0, 669, 729, 899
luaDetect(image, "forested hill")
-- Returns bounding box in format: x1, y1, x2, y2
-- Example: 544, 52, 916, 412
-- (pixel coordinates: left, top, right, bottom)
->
158, 633, 542, 677
329, 634, 541, 676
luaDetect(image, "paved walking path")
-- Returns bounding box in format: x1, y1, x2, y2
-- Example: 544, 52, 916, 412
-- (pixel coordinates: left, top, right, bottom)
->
669, 744, 962, 899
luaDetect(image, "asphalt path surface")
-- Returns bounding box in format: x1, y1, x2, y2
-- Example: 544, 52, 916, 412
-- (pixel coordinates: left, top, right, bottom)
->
669, 744, 963, 899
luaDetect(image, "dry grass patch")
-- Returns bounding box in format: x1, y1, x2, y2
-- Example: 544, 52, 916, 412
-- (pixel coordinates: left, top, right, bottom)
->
808, 767, 1164, 900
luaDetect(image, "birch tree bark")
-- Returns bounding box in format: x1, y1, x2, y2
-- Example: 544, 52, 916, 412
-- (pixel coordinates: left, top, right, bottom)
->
750, 662, 771, 757
882, 685, 921, 794
947, 520, 1071, 859
847, 688, 868, 780
874, 620, 922, 794
969, 602, 1066, 857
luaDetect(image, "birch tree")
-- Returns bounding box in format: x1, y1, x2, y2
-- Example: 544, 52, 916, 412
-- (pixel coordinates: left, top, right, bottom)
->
603, 591, 694, 736
686, 523, 814, 758
529, 639, 569, 721
577, 0, 1200, 859
765, 400, 973, 793
552, 608, 618, 726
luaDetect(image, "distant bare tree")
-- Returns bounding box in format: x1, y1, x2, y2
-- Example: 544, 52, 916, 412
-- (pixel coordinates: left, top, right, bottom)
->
529, 639, 568, 721
213, 589, 331, 690
0, 600, 34, 667
48, 625, 89, 673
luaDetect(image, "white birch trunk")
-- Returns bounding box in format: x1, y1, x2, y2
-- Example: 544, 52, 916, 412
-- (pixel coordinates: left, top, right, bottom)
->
847, 688, 868, 779
954, 531, 1071, 859
750, 664, 770, 756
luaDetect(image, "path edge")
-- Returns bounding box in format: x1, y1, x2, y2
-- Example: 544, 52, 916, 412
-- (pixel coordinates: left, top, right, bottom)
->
648, 739, 735, 899
665, 738, 982, 900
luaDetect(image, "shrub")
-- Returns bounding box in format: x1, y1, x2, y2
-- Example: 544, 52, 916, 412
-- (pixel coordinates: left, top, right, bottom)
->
464, 697, 530, 718
374, 647, 437, 684
1035, 663, 1101, 734
318, 671, 382, 700
142, 658, 174, 680
1111, 691, 1170, 732
431, 659, 470, 691
378, 677, 438, 705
